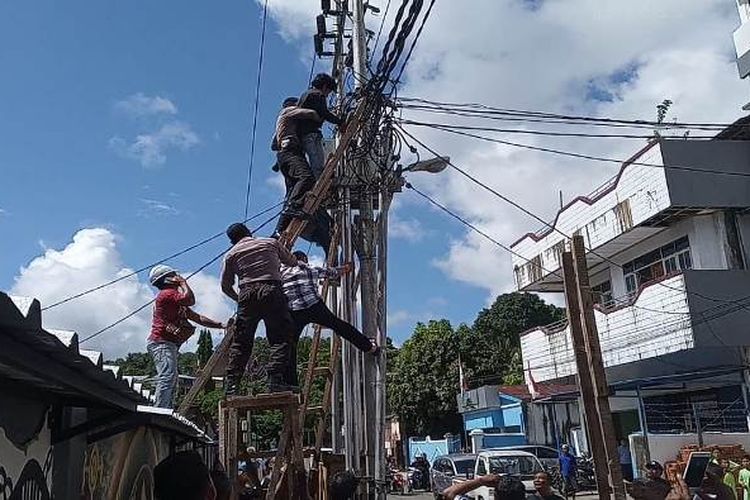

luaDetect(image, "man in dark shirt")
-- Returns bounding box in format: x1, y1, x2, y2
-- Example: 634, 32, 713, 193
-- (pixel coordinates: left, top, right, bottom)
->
271, 97, 321, 236
297, 73, 343, 179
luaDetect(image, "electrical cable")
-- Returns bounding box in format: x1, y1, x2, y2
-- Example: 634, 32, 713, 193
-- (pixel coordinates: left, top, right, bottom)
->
243, 0, 270, 219
396, 125, 750, 311
397, 97, 745, 130
400, 122, 750, 179
78, 208, 283, 345
42, 200, 284, 311
398, 119, 716, 140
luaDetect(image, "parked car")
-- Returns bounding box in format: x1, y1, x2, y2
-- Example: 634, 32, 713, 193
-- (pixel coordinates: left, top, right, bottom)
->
430, 453, 477, 498
466, 450, 544, 499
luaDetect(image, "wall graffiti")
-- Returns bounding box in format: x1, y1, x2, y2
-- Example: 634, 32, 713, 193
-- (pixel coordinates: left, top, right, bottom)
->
0, 396, 53, 500
81, 426, 170, 500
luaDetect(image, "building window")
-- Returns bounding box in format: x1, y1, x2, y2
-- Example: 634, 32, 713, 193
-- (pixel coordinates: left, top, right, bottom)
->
591, 280, 612, 306
623, 236, 691, 294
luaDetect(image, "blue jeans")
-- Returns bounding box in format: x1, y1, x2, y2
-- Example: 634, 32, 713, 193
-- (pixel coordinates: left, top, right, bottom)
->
147, 340, 178, 408
302, 132, 325, 179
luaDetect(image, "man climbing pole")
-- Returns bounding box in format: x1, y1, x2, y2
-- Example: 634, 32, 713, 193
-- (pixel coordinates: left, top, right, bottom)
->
280, 250, 379, 387
220, 223, 299, 394
271, 97, 321, 237
298, 73, 344, 179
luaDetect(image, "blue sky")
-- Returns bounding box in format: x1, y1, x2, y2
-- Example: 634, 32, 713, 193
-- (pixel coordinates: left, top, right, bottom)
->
0, 0, 488, 353
2, 1, 747, 357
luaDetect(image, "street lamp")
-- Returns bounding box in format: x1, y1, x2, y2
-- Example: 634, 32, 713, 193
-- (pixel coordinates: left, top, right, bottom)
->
399, 155, 450, 174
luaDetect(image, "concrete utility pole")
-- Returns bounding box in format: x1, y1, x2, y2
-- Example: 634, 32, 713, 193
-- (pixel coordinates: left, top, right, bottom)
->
567, 235, 626, 500
340, 0, 389, 496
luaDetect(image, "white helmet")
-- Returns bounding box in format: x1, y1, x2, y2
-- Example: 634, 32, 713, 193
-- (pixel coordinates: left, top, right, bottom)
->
149, 264, 177, 286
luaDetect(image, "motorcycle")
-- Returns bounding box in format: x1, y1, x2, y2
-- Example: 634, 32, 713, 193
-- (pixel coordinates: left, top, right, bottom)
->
388, 468, 410, 494
408, 466, 430, 491
576, 454, 597, 491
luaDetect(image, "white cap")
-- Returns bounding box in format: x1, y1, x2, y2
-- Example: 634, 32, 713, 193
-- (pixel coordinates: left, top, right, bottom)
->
149, 265, 177, 286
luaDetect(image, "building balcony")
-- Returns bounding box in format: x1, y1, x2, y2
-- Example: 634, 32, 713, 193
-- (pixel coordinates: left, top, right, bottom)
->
511, 139, 750, 292
521, 270, 750, 383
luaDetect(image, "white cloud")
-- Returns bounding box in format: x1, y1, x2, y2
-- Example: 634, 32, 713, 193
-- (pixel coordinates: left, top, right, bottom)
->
11, 228, 154, 358
137, 198, 181, 217
264, 0, 748, 301
389, 211, 425, 242
110, 121, 199, 167
387, 309, 413, 328
114, 93, 178, 117
10, 228, 234, 359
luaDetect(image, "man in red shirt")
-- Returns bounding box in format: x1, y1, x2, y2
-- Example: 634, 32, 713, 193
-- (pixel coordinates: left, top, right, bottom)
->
148, 264, 224, 408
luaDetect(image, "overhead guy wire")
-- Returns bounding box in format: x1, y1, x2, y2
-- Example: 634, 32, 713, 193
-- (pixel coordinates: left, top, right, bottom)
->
79, 207, 283, 345
43, 200, 284, 311
243, 0, 270, 219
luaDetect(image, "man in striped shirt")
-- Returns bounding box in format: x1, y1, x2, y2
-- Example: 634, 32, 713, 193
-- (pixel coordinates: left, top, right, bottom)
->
281, 250, 379, 387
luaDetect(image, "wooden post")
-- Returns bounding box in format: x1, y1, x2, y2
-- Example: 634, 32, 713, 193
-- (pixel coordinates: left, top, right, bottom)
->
571, 235, 626, 500
562, 251, 611, 498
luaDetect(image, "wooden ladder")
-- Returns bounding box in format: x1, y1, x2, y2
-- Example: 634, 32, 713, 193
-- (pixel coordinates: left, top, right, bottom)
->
177, 98, 368, 416
219, 392, 305, 500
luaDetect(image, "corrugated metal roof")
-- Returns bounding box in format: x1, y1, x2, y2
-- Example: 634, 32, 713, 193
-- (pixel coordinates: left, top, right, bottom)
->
0, 291, 209, 442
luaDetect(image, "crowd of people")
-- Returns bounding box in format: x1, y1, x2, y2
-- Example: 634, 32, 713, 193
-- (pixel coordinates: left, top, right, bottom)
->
142, 74, 384, 409
151, 451, 360, 500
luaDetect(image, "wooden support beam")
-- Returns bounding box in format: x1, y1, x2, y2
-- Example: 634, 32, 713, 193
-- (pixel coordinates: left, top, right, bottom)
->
561, 251, 610, 498
223, 392, 299, 410
571, 235, 625, 500
178, 323, 235, 415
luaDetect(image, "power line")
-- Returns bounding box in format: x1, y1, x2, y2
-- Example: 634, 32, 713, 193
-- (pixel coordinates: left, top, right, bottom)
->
79, 208, 282, 345
398, 97, 743, 130
392, 0, 436, 86
42, 200, 284, 311
372, 0, 393, 57
400, 122, 750, 179
243, 0, 271, 219
396, 126, 750, 310
405, 180, 563, 280
399, 119, 716, 140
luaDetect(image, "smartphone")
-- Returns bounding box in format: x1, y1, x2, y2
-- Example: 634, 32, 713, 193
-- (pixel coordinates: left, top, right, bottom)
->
684, 452, 712, 489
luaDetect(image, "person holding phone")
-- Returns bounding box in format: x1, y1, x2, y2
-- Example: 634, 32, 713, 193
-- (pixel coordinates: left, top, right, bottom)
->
148, 265, 225, 408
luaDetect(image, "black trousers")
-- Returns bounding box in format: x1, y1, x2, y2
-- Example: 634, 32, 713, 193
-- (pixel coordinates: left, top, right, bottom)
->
275, 149, 314, 234
286, 300, 372, 386
226, 281, 294, 383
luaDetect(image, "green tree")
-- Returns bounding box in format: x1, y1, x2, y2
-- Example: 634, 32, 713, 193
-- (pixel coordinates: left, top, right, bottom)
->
388, 320, 462, 437
109, 352, 155, 376
178, 352, 198, 377
461, 292, 564, 388
196, 329, 214, 367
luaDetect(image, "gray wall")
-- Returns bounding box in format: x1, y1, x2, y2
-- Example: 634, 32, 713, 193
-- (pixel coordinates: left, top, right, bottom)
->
684, 269, 750, 347
662, 140, 750, 208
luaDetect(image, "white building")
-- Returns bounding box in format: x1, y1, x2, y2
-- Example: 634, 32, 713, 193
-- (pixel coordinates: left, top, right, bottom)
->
735, 0, 750, 79
510, 134, 750, 459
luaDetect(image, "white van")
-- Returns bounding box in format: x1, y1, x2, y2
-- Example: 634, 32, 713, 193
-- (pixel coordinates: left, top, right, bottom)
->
466, 449, 544, 499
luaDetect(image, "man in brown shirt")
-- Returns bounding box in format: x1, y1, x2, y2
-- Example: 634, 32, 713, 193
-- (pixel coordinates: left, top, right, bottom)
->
221, 222, 299, 394
272, 97, 321, 236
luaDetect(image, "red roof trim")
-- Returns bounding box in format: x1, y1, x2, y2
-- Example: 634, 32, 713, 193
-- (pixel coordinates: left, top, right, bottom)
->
509, 140, 660, 248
